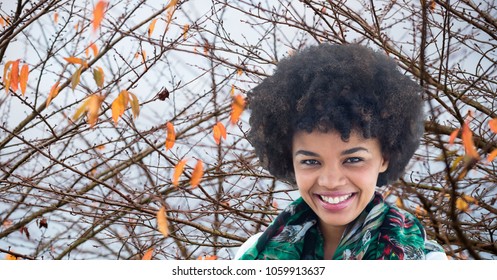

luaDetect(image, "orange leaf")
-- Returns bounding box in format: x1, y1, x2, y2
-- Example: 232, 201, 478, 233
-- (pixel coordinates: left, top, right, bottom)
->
489, 118, 497, 134
213, 122, 227, 144
54, 12, 59, 23
190, 159, 203, 188
141, 51, 147, 64
3, 61, 12, 94
449, 128, 459, 145
148, 18, 158, 37
172, 159, 187, 187
9, 59, 20, 92
461, 122, 480, 160
165, 0, 179, 9
5, 253, 17, 260
87, 94, 104, 127
90, 42, 99, 57
456, 197, 469, 212
92, 1, 107, 31
197, 255, 218, 260
165, 122, 176, 150
230, 94, 245, 124
156, 206, 169, 237
111, 90, 129, 125
19, 64, 29, 96
236, 68, 243, 76
46, 81, 60, 107
0, 17, 5, 27
429, 0, 436, 11
142, 248, 154, 260
86, 42, 99, 58
415, 205, 427, 217
64, 56, 83, 65
213, 124, 221, 145
488, 149, 497, 162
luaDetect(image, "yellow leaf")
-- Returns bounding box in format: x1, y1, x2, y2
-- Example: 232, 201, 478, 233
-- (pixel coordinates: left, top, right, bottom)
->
450, 156, 464, 172
172, 159, 187, 187
92, 1, 107, 31
230, 84, 235, 96
183, 24, 189, 40
190, 159, 203, 188
156, 206, 169, 237
449, 128, 459, 145
111, 90, 129, 125
148, 18, 158, 37
165, 122, 175, 150
142, 248, 154, 260
489, 118, 497, 134
488, 149, 497, 162
129, 92, 140, 119
72, 96, 90, 121
93, 66, 104, 88
456, 197, 469, 212
461, 122, 480, 160
73, 94, 104, 127
230, 94, 245, 124
10, 59, 20, 92
46, 81, 60, 107
71, 67, 83, 91
19, 64, 29, 96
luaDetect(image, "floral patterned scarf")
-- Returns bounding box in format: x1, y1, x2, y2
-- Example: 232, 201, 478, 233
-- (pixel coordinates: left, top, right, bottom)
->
239, 192, 444, 260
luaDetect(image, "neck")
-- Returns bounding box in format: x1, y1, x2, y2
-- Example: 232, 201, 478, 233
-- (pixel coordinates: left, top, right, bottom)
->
319, 222, 346, 259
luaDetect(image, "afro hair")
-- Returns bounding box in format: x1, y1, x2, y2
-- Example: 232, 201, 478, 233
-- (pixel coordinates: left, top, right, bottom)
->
247, 43, 424, 186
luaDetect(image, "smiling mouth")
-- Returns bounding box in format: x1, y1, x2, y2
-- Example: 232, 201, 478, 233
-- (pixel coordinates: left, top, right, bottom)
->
318, 193, 354, 205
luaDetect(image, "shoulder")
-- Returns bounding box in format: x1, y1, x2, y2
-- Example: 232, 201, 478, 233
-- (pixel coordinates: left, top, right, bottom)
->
234, 232, 263, 260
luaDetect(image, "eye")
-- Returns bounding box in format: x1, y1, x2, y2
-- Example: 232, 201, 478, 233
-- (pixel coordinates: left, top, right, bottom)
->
344, 157, 363, 164
300, 159, 320, 166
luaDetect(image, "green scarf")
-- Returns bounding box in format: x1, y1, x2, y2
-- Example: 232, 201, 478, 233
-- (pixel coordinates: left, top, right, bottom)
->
239, 192, 444, 260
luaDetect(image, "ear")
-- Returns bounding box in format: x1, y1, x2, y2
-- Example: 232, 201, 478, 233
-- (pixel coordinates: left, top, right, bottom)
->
379, 156, 389, 173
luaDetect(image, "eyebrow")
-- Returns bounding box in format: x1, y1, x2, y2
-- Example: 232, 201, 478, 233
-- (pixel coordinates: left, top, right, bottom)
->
294, 147, 370, 157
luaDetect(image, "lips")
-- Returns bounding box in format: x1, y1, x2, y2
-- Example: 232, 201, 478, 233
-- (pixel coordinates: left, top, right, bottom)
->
319, 193, 353, 204
316, 192, 356, 211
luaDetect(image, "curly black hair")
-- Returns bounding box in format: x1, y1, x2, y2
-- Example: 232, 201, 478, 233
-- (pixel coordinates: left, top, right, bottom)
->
247, 43, 424, 186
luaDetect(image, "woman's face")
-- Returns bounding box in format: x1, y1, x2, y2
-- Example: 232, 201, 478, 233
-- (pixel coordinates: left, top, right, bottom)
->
292, 130, 388, 234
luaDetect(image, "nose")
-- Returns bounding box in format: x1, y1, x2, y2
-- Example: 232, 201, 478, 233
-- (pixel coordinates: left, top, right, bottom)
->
317, 164, 347, 188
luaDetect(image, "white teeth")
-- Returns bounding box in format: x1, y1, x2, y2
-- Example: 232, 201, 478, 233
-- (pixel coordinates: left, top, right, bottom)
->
319, 194, 352, 204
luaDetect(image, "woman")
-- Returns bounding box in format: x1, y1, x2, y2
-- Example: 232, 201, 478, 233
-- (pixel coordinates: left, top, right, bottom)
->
237, 44, 446, 260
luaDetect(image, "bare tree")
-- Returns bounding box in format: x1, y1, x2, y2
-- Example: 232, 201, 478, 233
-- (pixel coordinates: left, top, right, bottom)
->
0, 0, 495, 260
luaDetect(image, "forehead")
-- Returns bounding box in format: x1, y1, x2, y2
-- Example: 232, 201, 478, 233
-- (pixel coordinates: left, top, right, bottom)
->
292, 130, 382, 153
